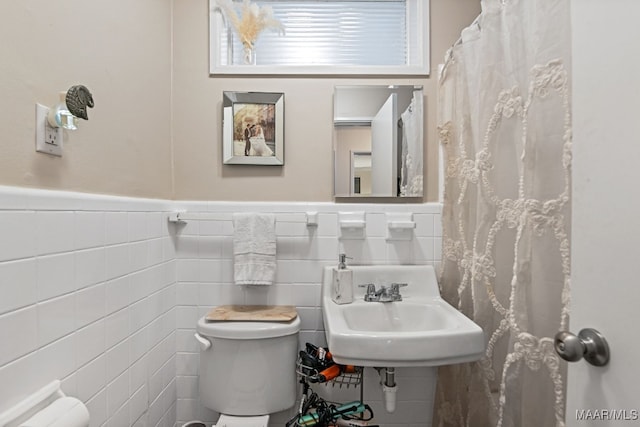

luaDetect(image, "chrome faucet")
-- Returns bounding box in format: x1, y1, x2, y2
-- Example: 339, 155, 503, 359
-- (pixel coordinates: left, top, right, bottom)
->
359, 283, 408, 302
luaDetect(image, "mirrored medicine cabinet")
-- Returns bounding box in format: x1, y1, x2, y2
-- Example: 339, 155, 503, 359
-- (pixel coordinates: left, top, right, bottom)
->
333, 85, 424, 199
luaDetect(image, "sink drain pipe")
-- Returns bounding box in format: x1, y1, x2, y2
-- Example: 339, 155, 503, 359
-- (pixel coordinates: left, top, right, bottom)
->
376, 367, 398, 413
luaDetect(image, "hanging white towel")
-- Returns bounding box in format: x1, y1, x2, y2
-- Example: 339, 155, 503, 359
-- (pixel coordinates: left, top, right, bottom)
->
233, 212, 276, 285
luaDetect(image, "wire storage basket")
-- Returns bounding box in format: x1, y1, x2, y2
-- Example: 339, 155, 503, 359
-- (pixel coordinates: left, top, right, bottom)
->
296, 354, 362, 388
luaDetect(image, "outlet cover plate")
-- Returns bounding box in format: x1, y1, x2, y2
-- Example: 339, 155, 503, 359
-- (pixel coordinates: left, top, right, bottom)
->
35, 103, 63, 156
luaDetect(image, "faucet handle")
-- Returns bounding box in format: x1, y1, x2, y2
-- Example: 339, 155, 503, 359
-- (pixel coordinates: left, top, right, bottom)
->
358, 283, 376, 293
359, 284, 378, 302
390, 283, 408, 293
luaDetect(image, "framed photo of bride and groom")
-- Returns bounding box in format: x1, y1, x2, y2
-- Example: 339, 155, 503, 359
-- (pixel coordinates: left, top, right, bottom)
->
222, 91, 284, 165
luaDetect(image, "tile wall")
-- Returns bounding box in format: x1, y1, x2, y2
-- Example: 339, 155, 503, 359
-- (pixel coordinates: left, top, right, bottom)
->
0, 187, 177, 427
172, 202, 443, 427
0, 188, 443, 427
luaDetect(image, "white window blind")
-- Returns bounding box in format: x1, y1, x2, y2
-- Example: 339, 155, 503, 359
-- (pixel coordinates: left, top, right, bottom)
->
232, 1, 406, 66
210, 0, 430, 75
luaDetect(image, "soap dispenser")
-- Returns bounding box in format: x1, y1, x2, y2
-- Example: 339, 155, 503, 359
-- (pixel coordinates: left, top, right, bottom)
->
332, 253, 353, 305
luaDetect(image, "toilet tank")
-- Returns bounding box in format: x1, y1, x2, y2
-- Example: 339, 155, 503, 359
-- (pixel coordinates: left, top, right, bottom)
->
196, 315, 301, 416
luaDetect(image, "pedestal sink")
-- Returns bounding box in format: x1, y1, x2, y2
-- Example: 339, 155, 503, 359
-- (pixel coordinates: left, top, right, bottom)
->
322, 265, 485, 367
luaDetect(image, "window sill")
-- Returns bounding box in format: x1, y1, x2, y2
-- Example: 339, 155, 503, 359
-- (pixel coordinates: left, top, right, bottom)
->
209, 64, 430, 77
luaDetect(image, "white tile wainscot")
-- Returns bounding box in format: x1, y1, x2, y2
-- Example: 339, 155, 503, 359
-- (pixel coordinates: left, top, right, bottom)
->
0, 187, 177, 427
172, 202, 442, 427
0, 188, 443, 427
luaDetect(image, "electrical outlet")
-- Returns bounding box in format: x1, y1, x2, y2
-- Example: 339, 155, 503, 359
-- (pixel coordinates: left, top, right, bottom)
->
35, 103, 63, 156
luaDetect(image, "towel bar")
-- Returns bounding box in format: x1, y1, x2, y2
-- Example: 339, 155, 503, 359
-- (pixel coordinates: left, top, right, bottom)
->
168, 211, 319, 227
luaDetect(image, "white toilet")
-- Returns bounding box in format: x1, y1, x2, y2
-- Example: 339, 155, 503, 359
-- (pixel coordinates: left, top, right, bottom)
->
195, 314, 301, 427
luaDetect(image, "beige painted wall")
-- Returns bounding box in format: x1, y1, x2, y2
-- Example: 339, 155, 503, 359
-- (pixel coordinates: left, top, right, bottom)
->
0, 0, 173, 199
0, 1, 479, 201
172, 0, 481, 202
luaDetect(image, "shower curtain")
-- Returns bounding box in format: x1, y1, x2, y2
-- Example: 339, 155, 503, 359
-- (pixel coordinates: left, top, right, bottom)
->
435, 0, 571, 426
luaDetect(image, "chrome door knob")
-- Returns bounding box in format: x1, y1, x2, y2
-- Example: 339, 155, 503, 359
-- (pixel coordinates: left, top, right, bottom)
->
554, 328, 610, 367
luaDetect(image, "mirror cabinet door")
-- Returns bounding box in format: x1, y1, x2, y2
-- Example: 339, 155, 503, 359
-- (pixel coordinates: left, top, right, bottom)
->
333, 85, 424, 198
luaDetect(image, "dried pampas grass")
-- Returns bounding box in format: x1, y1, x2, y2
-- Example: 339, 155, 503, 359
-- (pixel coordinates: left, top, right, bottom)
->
215, 0, 284, 50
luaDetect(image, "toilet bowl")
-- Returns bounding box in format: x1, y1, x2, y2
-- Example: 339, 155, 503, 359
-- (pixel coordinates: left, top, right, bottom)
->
215, 414, 269, 427
195, 314, 301, 427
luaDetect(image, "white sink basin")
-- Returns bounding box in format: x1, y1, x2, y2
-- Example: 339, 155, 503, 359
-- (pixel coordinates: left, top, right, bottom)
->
322, 265, 485, 367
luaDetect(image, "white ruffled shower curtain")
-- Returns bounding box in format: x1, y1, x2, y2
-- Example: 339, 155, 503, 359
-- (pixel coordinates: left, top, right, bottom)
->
435, 0, 571, 426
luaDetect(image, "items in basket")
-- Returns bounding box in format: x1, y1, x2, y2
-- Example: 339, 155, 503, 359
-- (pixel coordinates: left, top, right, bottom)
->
286, 380, 376, 427
299, 343, 356, 383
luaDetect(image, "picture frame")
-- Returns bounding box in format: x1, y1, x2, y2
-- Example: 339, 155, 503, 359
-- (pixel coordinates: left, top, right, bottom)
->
222, 91, 284, 165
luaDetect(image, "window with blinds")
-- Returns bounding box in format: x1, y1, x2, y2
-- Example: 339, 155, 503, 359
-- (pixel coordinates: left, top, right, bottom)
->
209, 0, 430, 75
